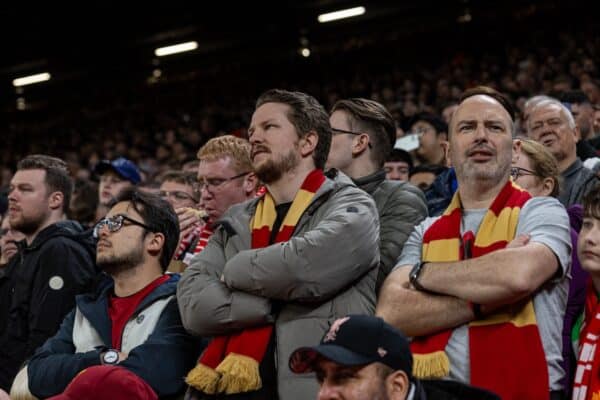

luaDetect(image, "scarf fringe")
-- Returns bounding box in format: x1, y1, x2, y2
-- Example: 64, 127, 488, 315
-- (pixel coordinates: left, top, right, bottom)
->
413, 351, 450, 379
216, 353, 262, 394
185, 363, 221, 394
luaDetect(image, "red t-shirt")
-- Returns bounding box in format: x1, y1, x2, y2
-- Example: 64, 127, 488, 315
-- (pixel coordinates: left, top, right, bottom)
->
108, 274, 170, 350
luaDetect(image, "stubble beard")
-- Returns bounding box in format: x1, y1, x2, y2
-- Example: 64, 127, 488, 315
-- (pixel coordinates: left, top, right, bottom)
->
97, 245, 144, 276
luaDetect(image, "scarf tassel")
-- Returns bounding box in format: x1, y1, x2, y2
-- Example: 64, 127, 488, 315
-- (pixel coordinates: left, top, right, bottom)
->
185, 363, 221, 394
216, 353, 262, 394
413, 351, 450, 379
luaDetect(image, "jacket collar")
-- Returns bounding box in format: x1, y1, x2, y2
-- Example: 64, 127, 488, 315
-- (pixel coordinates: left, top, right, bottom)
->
76, 273, 179, 345
352, 170, 386, 195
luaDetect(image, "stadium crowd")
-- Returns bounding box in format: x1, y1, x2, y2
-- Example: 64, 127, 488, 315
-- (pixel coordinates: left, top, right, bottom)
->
1, 21, 600, 400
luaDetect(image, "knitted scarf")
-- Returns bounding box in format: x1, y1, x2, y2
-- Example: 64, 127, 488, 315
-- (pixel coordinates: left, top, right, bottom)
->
410, 180, 549, 399
572, 279, 600, 400
186, 169, 326, 395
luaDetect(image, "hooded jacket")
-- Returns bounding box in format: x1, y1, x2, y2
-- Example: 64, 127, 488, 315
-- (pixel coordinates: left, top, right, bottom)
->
0, 220, 98, 391
26, 273, 204, 398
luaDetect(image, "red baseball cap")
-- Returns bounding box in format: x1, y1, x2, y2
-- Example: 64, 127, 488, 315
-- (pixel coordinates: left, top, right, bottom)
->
47, 365, 157, 400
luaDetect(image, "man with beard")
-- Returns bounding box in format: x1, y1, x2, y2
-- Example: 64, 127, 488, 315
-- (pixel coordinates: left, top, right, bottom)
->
528, 98, 599, 206
178, 89, 379, 400
0, 155, 97, 392
377, 87, 572, 399
11, 188, 203, 399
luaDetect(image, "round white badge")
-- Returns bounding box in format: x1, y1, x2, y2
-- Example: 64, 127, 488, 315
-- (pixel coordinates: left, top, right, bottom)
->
49, 276, 65, 291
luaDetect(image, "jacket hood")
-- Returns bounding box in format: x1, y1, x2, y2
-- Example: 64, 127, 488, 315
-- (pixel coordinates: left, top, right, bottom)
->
26, 220, 96, 254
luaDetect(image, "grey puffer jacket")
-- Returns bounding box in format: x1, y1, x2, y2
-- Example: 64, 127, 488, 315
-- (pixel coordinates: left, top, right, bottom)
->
177, 171, 379, 400
353, 170, 428, 294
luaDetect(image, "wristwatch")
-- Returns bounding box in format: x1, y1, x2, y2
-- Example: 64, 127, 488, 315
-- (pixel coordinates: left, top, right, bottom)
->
409, 261, 428, 291
102, 349, 120, 365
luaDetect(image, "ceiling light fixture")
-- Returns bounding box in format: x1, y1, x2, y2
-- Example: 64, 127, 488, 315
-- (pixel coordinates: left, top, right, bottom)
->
318, 7, 366, 23
154, 41, 198, 57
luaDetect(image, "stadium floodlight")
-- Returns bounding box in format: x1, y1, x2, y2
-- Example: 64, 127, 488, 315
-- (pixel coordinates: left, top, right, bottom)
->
12, 72, 51, 87
154, 41, 198, 57
318, 6, 365, 23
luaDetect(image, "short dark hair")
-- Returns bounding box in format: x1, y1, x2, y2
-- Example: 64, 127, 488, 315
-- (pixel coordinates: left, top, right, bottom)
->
410, 112, 448, 137
17, 155, 73, 214
583, 185, 600, 221
331, 98, 396, 168
386, 149, 414, 171
459, 86, 516, 122
409, 164, 447, 178
158, 170, 200, 201
256, 89, 331, 170
114, 188, 179, 272
558, 90, 591, 105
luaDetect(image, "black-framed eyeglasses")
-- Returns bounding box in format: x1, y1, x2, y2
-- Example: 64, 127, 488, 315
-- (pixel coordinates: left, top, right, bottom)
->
510, 167, 538, 180
159, 190, 198, 202
331, 128, 373, 149
198, 171, 251, 191
93, 214, 154, 238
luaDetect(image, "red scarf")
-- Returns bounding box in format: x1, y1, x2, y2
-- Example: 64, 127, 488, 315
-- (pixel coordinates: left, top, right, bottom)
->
573, 279, 600, 400
411, 181, 549, 399
185, 169, 326, 395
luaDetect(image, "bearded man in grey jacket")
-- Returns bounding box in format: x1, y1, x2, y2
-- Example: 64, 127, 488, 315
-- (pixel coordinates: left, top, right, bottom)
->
178, 89, 380, 400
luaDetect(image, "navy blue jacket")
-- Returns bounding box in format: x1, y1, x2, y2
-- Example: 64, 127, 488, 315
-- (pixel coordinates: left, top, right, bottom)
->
27, 273, 205, 398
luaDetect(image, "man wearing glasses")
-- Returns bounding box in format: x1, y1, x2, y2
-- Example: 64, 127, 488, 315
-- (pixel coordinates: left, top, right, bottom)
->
158, 170, 207, 272
378, 87, 572, 399
326, 98, 427, 293
12, 188, 204, 399
178, 89, 379, 400
167, 136, 258, 273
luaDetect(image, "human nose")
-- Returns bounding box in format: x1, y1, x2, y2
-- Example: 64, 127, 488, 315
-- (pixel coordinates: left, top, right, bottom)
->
317, 381, 341, 400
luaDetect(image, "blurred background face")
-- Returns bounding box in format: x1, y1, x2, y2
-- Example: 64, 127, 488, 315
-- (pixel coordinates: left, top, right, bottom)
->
528, 105, 576, 162
197, 157, 249, 221
159, 180, 198, 210
511, 155, 551, 197
99, 171, 132, 206
0, 215, 25, 265
384, 161, 409, 181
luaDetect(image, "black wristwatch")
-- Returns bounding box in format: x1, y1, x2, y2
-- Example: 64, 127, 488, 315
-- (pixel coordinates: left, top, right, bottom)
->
102, 349, 120, 365
409, 261, 429, 291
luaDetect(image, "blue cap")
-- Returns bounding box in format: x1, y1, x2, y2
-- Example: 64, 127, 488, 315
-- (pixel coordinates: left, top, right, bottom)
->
94, 157, 141, 184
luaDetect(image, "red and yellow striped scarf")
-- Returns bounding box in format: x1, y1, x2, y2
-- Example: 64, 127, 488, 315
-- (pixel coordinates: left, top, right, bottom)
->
411, 180, 549, 399
186, 169, 326, 395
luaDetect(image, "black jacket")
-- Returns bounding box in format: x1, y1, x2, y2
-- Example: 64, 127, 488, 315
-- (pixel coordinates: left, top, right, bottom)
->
0, 220, 98, 391
415, 379, 500, 400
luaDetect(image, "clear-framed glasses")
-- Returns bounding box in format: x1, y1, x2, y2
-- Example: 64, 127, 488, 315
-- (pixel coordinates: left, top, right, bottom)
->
510, 166, 538, 180
331, 128, 373, 149
93, 214, 154, 238
159, 190, 198, 202
198, 171, 251, 191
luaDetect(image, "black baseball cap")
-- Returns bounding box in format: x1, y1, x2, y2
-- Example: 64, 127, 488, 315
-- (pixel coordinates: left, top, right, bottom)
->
289, 315, 412, 378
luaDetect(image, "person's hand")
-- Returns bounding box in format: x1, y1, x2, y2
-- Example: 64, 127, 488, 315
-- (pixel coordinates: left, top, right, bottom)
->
118, 352, 128, 363
176, 207, 203, 239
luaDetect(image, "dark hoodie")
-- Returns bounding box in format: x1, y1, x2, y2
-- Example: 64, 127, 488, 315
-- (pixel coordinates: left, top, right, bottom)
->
0, 220, 98, 391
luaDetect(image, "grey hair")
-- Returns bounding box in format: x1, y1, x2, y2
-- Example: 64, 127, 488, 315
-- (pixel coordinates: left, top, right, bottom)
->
527, 98, 576, 132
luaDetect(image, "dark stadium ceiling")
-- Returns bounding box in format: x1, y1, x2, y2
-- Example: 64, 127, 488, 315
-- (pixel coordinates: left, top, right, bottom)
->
0, 0, 588, 104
